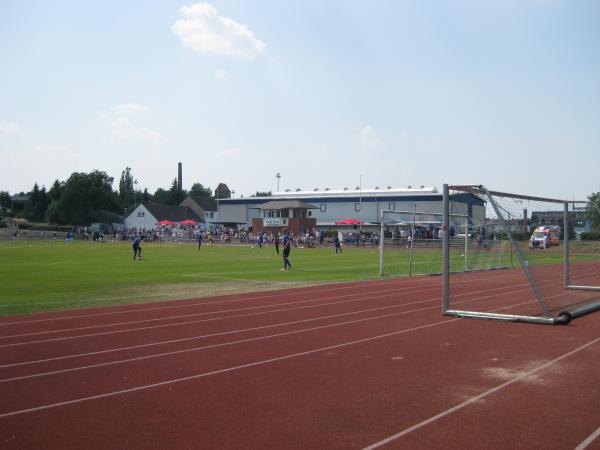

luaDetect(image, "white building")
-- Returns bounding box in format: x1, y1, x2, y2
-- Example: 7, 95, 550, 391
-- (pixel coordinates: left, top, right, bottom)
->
217, 186, 485, 229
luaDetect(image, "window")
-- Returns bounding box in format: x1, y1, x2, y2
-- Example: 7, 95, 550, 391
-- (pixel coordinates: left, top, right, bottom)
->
388, 202, 395, 211
137, 211, 145, 217
320, 204, 326, 212
355, 203, 361, 212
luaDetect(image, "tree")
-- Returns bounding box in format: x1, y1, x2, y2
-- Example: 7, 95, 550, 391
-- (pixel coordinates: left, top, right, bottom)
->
23, 183, 50, 222
153, 188, 170, 205
0, 191, 11, 214
118, 167, 135, 209
142, 188, 152, 204
189, 183, 212, 198
48, 180, 63, 202
588, 192, 600, 230
168, 178, 186, 205
252, 190, 272, 197
49, 171, 121, 225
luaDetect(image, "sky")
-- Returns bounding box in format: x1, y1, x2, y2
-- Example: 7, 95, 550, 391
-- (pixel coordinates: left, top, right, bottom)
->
1, 0, 599, 200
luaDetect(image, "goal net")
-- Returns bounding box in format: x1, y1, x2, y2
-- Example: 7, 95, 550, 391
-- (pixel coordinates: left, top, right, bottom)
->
442, 184, 600, 325
379, 208, 467, 277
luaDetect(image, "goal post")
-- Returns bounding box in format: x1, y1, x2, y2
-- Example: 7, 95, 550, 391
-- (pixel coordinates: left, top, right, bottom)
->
379, 207, 468, 277
442, 184, 600, 325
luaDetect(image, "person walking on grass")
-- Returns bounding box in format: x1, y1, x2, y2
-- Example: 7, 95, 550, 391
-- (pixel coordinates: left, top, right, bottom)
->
334, 234, 342, 255
274, 232, 280, 255
197, 231, 203, 251
132, 235, 143, 260
281, 228, 292, 271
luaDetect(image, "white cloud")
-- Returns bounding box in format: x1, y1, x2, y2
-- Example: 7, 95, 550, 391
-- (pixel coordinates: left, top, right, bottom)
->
214, 67, 229, 80
0, 122, 20, 135
172, 2, 266, 60
100, 104, 162, 143
114, 103, 151, 115
358, 125, 382, 147
218, 147, 243, 157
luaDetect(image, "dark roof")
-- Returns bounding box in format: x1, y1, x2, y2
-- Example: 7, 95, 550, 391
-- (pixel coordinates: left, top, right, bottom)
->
256, 200, 318, 210
144, 204, 202, 222
189, 195, 217, 212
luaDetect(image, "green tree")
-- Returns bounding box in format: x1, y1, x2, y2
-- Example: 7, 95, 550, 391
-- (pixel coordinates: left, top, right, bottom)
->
141, 188, 152, 204
48, 179, 63, 202
588, 192, 600, 230
153, 188, 170, 204
50, 171, 121, 225
0, 191, 11, 214
189, 183, 212, 198
252, 190, 272, 197
168, 178, 186, 205
23, 183, 49, 222
118, 167, 135, 209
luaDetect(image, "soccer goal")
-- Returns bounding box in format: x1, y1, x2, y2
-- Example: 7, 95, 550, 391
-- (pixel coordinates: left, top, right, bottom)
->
442, 184, 600, 325
379, 208, 468, 277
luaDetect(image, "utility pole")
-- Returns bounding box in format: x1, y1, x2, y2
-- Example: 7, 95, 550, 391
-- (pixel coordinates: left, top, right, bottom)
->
276, 172, 281, 192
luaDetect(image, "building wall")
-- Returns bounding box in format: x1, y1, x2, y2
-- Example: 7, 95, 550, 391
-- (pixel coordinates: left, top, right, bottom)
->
252, 217, 317, 235
124, 204, 158, 230
218, 193, 484, 229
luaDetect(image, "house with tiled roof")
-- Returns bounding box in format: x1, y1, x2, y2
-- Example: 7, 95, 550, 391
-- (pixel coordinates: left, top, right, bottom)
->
124, 203, 201, 230
179, 195, 218, 227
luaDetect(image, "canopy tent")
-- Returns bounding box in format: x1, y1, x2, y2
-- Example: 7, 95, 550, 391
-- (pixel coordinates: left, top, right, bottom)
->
179, 219, 198, 225
335, 218, 364, 225
156, 220, 176, 226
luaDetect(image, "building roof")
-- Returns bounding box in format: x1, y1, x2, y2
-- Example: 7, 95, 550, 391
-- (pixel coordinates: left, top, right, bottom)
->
255, 200, 318, 210
189, 195, 217, 212
144, 204, 202, 223
272, 186, 437, 199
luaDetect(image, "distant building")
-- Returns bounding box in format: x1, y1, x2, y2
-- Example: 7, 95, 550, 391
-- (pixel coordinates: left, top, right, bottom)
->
124, 203, 201, 230
251, 200, 317, 234
217, 186, 484, 229
179, 195, 218, 228
531, 209, 591, 236
215, 183, 231, 200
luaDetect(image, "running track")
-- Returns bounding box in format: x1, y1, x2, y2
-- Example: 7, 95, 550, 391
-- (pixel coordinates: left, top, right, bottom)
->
0, 271, 599, 449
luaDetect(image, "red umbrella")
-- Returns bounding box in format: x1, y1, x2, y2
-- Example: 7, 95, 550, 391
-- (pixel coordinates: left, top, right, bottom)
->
335, 218, 364, 225
156, 220, 176, 225
179, 219, 198, 225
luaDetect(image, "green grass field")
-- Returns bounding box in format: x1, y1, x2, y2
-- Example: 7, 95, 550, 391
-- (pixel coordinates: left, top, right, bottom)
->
2, 239, 598, 317
0, 240, 383, 316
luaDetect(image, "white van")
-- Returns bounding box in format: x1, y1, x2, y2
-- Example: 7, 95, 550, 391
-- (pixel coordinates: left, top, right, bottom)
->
529, 226, 560, 249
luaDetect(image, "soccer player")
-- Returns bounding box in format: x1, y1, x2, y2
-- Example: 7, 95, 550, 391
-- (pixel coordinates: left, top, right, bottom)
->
274, 232, 280, 255
334, 234, 342, 255
132, 235, 143, 260
281, 228, 292, 271
197, 231, 203, 250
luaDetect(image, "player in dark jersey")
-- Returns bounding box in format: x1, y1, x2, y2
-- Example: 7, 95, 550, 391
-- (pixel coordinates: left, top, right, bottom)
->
132, 235, 143, 260
281, 228, 292, 271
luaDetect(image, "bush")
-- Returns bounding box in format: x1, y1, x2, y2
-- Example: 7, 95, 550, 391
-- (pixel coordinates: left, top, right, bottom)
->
580, 231, 600, 241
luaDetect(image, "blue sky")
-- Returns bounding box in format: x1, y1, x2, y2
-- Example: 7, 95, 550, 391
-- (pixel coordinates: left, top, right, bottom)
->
1, 0, 599, 199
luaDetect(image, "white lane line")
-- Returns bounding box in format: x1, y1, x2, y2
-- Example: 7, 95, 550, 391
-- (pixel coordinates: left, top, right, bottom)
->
0, 293, 537, 382
0, 304, 451, 383
0, 318, 458, 419
0, 284, 432, 340
1, 267, 544, 342
575, 425, 600, 450
0, 298, 433, 369
0, 277, 427, 326
363, 336, 600, 450
0, 279, 529, 349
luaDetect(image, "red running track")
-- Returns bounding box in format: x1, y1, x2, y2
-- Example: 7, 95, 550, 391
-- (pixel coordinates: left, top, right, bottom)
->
0, 274, 599, 449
